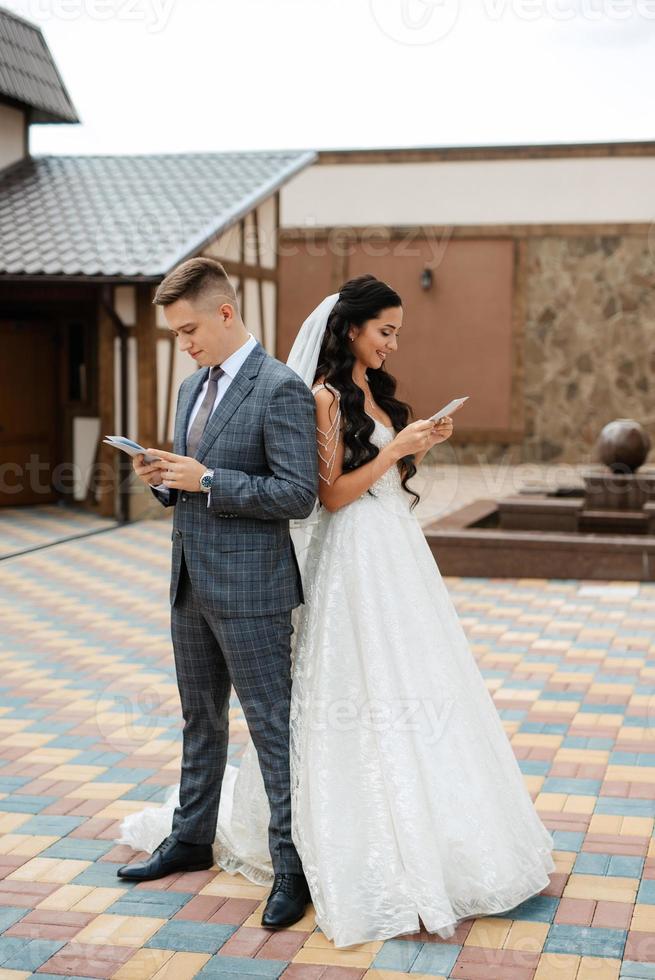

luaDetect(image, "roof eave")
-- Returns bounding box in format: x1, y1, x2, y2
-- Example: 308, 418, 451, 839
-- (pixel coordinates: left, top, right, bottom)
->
0, 273, 162, 284
0, 92, 77, 123
0, 6, 80, 124
316, 139, 655, 163
30, 108, 81, 124
0, 76, 79, 124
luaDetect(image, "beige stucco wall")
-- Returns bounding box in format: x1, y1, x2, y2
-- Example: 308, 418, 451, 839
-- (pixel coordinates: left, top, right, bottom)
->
0, 103, 26, 170
281, 158, 655, 227
279, 157, 655, 467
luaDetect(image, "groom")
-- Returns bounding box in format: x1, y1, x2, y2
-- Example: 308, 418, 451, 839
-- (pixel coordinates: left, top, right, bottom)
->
121, 256, 318, 929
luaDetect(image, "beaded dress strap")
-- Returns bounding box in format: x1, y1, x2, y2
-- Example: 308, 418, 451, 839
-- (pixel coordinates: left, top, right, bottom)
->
311, 382, 340, 396
312, 383, 341, 484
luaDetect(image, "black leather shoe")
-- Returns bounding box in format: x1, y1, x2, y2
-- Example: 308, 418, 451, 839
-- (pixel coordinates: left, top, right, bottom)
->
116, 834, 214, 881
261, 873, 311, 929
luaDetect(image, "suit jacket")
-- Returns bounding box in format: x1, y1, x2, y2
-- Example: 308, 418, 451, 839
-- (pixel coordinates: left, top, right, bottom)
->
156, 341, 318, 615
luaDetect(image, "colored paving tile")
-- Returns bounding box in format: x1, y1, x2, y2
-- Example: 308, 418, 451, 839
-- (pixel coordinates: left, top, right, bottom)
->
0, 504, 117, 559
0, 518, 655, 979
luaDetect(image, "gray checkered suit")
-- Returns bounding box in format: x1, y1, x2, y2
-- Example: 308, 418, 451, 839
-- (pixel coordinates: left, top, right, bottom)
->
154, 340, 318, 872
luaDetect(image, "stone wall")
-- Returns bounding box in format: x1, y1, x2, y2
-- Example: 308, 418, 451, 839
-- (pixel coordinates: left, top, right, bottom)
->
445, 233, 655, 468
523, 234, 655, 464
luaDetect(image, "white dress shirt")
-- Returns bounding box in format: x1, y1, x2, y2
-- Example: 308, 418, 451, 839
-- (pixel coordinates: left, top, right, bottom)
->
154, 332, 257, 503
186, 332, 258, 436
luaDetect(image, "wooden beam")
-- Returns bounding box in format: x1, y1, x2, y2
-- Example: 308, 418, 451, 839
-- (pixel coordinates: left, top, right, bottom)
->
252, 207, 268, 351
96, 291, 117, 517
274, 191, 280, 359
135, 284, 158, 449
163, 334, 176, 448
219, 259, 277, 282
316, 140, 655, 165
280, 222, 653, 241
238, 220, 246, 320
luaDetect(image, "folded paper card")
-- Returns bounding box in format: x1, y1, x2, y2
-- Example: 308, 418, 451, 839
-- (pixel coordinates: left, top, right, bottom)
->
103, 436, 160, 464
429, 397, 469, 423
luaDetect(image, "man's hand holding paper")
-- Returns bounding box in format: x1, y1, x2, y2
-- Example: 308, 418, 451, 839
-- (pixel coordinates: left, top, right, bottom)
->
133, 453, 167, 487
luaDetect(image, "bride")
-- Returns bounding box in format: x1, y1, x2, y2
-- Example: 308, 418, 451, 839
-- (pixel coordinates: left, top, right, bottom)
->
119, 274, 555, 948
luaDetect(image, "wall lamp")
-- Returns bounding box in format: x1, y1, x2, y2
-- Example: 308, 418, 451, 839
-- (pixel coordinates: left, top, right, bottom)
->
420, 267, 433, 291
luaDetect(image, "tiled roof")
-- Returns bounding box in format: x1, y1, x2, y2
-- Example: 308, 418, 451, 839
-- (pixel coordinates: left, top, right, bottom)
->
0, 150, 316, 278
0, 6, 78, 123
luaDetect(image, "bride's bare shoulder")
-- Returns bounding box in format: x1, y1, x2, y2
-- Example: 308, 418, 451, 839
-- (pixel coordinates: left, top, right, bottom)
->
312, 379, 342, 433
312, 376, 339, 396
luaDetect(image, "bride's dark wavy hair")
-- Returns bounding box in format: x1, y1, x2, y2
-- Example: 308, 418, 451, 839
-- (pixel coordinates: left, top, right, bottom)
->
314, 273, 419, 509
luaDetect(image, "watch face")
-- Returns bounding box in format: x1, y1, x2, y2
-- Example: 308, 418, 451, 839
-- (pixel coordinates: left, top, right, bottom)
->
200, 473, 212, 490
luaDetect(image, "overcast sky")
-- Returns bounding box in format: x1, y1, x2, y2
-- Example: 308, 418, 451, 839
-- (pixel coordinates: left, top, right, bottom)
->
6, 0, 655, 155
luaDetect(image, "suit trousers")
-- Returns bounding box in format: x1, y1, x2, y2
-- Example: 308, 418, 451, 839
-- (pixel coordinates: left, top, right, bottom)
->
170, 552, 303, 876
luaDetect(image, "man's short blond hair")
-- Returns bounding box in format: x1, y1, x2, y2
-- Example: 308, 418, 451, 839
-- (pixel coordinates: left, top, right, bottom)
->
154, 257, 239, 310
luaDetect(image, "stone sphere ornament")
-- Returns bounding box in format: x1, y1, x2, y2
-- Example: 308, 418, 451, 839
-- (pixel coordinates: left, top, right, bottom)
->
595, 419, 651, 473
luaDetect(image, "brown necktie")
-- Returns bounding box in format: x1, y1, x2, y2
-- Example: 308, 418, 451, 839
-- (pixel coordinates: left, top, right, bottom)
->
186, 365, 225, 458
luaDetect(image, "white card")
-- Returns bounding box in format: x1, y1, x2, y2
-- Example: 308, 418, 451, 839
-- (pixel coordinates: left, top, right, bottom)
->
103, 436, 160, 464
428, 396, 469, 423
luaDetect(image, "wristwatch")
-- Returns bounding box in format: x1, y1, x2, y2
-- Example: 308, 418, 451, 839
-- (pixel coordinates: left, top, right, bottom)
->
199, 469, 214, 493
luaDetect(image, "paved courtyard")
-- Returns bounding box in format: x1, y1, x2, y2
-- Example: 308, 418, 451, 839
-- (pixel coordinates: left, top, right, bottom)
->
0, 499, 655, 979
0, 506, 117, 561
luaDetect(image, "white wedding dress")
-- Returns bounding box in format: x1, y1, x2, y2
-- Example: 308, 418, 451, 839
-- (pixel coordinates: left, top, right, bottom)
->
118, 407, 555, 948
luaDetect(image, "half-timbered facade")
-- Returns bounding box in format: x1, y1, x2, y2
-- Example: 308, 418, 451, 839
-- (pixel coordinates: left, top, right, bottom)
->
0, 3, 315, 519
